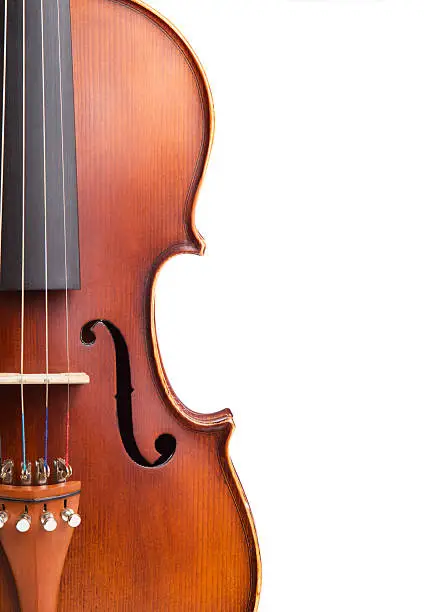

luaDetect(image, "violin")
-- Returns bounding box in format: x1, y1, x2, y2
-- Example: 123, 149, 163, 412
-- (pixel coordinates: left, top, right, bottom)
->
0, 0, 261, 609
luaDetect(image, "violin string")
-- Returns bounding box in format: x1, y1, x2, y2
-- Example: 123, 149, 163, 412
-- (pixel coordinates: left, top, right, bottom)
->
56, 0, 71, 466
0, 3, 8, 469
40, 0, 49, 468
0, 0, 8, 277
20, 0, 27, 472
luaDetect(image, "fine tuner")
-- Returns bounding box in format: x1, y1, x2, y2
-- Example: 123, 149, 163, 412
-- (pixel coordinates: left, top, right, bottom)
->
0, 478, 82, 605
61, 508, 82, 528
0, 458, 72, 486
16, 507, 81, 533
0, 504, 82, 533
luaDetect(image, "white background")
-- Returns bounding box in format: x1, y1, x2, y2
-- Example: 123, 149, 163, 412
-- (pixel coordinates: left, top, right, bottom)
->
149, 1, 424, 610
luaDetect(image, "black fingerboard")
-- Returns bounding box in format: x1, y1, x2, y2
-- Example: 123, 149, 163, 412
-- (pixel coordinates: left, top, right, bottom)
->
0, 0, 80, 291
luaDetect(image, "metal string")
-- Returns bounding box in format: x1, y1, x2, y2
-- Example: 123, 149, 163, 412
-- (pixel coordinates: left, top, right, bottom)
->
0, 0, 7, 275
0, 3, 8, 472
40, 0, 49, 468
56, 0, 71, 466
20, 0, 27, 471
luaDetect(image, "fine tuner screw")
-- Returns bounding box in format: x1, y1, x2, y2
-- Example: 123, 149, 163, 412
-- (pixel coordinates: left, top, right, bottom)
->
0, 510, 9, 529
61, 508, 81, 528
40, 511, 58, 532
16, 512, 31, 533
20, 462, 32, 486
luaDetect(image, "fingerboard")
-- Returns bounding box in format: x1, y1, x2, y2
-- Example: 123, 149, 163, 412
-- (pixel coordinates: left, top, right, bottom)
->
0, 0, 80, 291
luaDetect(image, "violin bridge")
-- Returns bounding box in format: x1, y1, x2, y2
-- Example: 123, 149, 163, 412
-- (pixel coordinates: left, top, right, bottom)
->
0, 460, 14, 485
35, 459, 50, 486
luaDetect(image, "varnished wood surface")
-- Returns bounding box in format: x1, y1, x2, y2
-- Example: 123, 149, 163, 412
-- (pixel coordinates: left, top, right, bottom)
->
0, 483, 81, 612
0, 0, 261, 609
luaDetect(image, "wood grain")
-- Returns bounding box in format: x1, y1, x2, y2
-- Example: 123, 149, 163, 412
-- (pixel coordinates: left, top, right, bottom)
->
0, 0, 261, 609
0, 482, 81, 612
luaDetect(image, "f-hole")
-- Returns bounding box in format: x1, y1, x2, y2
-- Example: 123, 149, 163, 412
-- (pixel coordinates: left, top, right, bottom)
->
81, 320, 176, 468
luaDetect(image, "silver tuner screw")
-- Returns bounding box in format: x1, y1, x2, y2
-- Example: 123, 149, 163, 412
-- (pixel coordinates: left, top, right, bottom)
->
16, 512, 31, 533
35, 458, 50, 485
40, 511, 58, 532
61, 508, 81, 528
0, 510, 9, 528
20, 462, 32, 485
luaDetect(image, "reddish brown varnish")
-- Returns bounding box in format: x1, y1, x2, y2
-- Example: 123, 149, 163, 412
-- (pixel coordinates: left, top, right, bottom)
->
0, 0, 261, 610
0, 483, 81, 612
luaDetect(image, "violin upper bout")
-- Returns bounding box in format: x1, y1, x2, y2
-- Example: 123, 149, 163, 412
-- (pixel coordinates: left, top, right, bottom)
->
72, 0, 215, 269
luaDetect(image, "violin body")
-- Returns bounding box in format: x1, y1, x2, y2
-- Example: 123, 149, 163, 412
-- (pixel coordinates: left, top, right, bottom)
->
0, 1, 260, 610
